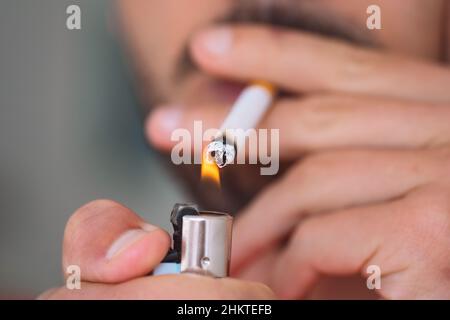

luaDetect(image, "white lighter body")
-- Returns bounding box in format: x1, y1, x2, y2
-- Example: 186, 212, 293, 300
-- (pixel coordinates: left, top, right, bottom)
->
154, 204, 233, 278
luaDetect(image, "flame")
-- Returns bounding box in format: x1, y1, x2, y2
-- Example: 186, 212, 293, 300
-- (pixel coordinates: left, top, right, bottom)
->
201, 149, 221, 187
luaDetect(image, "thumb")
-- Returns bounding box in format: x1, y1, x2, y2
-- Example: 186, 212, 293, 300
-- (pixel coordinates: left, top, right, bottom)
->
62, 199, 170, 283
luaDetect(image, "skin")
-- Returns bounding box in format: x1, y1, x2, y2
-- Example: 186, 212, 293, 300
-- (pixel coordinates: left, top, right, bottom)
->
39, 200, 274, 300
41, 0, 450, 299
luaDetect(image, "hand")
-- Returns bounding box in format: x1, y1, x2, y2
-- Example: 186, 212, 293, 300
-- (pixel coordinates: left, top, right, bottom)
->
38, 200, 274, 299
146, 25, 450, 299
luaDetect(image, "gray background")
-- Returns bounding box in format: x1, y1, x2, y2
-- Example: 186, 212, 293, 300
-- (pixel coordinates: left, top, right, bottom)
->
0, 0, 184, 297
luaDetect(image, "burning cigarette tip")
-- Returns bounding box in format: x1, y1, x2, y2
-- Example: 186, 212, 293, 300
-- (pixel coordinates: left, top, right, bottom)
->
206, 80, 275, 168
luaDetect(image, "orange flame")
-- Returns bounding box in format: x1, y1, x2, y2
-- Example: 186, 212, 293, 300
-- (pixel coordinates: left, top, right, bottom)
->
201, 149, 221, 187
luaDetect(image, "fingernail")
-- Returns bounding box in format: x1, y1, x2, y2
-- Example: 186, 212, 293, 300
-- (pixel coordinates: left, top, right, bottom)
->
106, 225, 156, 260
140, 222, 158, 233
197, 27, 233, 56
149, 106, 183, 135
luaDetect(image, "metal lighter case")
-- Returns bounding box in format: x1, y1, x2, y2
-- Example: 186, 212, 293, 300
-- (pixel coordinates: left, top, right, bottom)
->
153, 203, 233, 278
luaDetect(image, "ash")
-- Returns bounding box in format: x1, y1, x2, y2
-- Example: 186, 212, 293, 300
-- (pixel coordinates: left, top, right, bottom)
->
206, 141, 236, 168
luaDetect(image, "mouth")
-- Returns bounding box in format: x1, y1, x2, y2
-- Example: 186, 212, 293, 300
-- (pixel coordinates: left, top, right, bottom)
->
173, 73, 246, 107
206, 78, 246, 103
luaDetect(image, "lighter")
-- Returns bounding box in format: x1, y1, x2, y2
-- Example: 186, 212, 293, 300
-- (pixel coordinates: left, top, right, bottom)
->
153, 203, 233, 278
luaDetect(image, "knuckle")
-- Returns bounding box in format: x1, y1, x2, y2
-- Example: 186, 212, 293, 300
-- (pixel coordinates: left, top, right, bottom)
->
337, 48, 384, 91
430, 147, 450, 178
296, 96, 343, 137
404, 188, 450, 244
282, 95, 359, 149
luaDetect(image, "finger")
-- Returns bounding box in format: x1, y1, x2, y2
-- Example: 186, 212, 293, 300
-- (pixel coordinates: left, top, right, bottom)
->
233, 245, 280, 288
146, 95, 450, 159
266, 95, 450, 157
272, 200, 395, 299
231, 147, 450, 273
190, 25, 450, 103
39, 274, 275, 300
63, 199, 171, 283
273, 184, 450, 299
146, 103, 227, 152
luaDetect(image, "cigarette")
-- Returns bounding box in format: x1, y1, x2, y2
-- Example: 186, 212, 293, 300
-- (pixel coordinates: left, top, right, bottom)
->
206, 80, 275, 168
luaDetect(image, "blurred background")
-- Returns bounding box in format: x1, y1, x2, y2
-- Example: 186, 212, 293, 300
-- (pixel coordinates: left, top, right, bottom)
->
0, 0, 184, 297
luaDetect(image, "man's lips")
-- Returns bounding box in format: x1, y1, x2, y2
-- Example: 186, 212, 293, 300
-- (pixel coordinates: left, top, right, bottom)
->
207, 79, 246, 103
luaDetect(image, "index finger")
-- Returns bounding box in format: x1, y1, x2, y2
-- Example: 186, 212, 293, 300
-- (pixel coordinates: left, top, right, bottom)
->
39, 274, 275, 300
190, 25, 450, 103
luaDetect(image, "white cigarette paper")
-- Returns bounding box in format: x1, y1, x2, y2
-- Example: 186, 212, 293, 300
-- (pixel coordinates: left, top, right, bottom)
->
219, 83, 274, 133
207, 82, 275, 168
